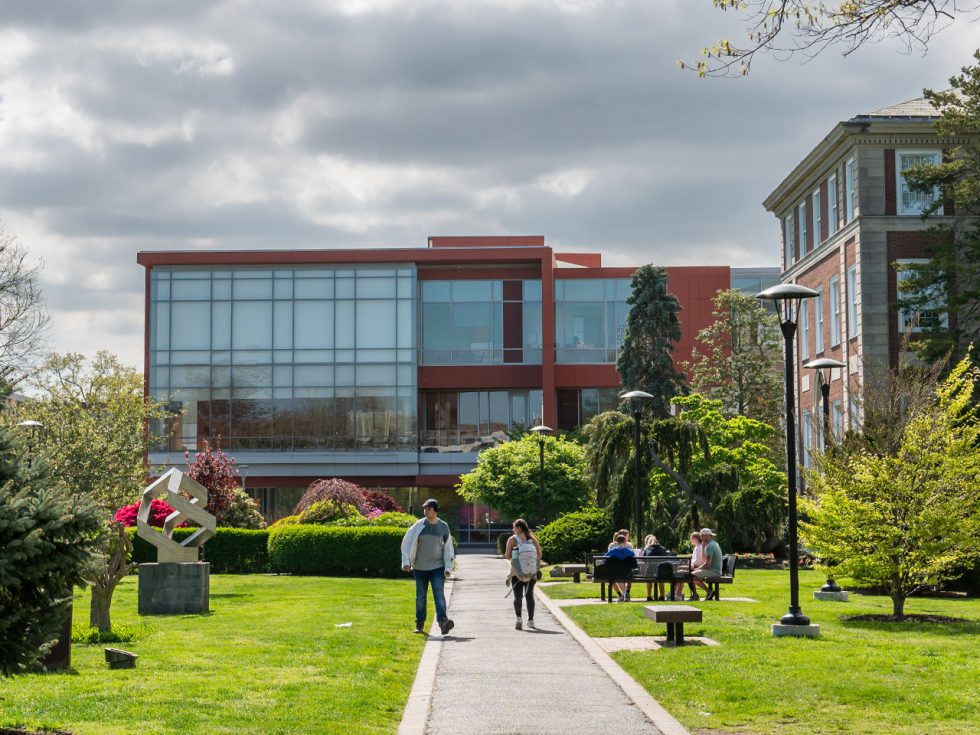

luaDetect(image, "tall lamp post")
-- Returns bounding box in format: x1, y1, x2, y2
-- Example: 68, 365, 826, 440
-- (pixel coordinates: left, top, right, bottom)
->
619, 390, 652, 542
803, 358, 846, 446
17, 419, 44, 468
529, 425, 552, 525
756, 284, 820, 636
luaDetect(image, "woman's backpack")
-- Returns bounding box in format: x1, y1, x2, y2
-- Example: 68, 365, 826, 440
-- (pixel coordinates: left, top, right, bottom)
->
512, 538, 539, 582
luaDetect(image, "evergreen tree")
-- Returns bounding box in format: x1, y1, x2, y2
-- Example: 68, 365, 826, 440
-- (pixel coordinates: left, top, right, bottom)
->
616, 265, 686, 418
898, 52, 980, 364
0, 391, 102, 674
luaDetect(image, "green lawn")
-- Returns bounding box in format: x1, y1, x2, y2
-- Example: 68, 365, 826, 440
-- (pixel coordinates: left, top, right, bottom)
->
542, 568, 980, 735
0, 575, 426, 735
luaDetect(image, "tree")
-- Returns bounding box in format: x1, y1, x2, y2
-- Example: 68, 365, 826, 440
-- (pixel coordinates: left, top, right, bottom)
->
801, 354, 980, 618
686, 1, 976, 77
0, 385, 102, 674
685, 289, 784, 431
0, 221, 49, 380
897, 52, 980, 364
616, 265, 686, 418
8, 351, 170, 632
457, 434, 590, 523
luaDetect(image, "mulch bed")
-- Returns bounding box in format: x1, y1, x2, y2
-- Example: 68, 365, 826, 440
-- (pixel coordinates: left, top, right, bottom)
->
843, 613, 968, 624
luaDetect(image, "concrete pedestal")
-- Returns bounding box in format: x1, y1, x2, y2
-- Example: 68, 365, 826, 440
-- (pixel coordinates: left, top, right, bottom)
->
813, 590, 849, 602
139, 562, 210, 615
771, 623, 820, 638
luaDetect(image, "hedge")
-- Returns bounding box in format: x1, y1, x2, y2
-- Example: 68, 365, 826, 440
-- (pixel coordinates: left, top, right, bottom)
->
268, 525, 404, 577
127, 527, 270, 574
536, 506, 614, 564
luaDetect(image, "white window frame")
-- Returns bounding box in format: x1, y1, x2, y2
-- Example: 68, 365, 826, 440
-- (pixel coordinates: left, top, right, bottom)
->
849, 397, 861, 431
897, 150, 941, 216
847, 265, 858, 339
798, 202, 808, 256
802, 409, 813, 469
799, 298, 809, 360
828, 174, 838, 235
895, 258, 948, 333
845, 156, 856, 222
812, 189, 821, 247
784, 214, 795, 269
832, 400, 843, 438
815, 287, 824, 354
829, 275, 841, 346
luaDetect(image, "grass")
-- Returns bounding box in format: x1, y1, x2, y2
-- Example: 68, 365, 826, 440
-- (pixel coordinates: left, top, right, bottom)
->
0, 575, 426, 735
542, 568, 980, 735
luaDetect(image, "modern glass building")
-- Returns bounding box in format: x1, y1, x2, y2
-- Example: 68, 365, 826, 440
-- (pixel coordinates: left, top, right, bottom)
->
139, 236, 777, 528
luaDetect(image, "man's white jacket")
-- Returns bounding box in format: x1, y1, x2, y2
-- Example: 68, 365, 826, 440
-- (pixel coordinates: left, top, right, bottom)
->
401, 518, 455, 571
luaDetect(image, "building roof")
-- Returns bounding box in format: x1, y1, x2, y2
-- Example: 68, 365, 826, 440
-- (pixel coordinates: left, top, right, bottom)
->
852, 95, 940, 121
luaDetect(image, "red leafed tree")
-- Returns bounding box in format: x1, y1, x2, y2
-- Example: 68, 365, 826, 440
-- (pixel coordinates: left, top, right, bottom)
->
294, 478, 369, 515
361, 489, 403, 514
185, 438, 240, 524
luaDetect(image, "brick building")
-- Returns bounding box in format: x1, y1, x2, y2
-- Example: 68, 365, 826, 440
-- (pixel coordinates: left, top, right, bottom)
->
139, 237, 776, 533
763, 96, 954, 465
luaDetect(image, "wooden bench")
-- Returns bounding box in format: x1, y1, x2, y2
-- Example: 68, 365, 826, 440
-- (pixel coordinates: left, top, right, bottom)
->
588, 554, 692, 603
644, 605, 702, 646
702, 554, 738, 601
549, 564, 587, 583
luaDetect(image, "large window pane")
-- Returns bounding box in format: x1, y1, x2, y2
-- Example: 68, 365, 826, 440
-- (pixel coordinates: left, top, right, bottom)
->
452, 303, 493, 353
233, 302, 272, 349
357, 301, 396, 348
171, 302, 210, 350
453, 280, 493, 302
422, 304, 451, 350
562, 279, 604, 301
294, 301, 334, 349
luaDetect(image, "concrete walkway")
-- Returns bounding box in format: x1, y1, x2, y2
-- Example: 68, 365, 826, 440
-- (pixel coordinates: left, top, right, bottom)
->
415, 551, 668, 735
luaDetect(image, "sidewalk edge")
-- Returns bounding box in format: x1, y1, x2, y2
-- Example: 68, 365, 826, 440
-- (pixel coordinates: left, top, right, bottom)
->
397, 577, 455, 735
537, 590, 692, 735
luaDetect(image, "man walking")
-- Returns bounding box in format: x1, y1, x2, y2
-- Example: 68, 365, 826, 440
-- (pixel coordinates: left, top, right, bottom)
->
401, 498, 455, 635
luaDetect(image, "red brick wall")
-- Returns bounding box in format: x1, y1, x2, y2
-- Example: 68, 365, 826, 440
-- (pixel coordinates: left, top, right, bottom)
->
885, 230, 945, 366
796, 249, 846, 405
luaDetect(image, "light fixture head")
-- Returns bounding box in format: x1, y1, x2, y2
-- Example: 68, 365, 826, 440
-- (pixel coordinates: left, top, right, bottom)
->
529, 425, 553, 434
619, 390, 653, 401
756, 283, 819, 302
803, 358, 846, 371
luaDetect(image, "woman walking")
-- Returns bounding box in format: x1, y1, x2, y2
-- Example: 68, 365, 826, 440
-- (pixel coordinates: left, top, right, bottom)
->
503, 519, 542, 630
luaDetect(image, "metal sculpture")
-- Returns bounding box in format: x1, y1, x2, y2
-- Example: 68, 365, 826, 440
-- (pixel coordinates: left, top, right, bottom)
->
136, 468, 215, 563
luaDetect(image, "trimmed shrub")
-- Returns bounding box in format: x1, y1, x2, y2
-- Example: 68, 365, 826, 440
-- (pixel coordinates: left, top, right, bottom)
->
128, 527, 270, 573
270, 514, 300, 527
221, 487, 266, 529
372, 512, 416, 528
298, 499, 362, 525
268, 525, 404, 577
294, 478, 369, 515
536, 506, 614, 564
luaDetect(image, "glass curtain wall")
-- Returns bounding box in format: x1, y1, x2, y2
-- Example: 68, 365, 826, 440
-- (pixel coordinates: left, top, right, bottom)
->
150, 266, 417, 452
555, 279, 631, 363
556, 387, 622, 431
420, 279, 542, 364
421, 389, 543, 452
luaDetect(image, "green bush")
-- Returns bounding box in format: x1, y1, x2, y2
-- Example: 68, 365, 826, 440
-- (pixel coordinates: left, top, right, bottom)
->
372, 512, 416, 527
536, 506, 613, 563
268, 525, 404, 577
128, 527, 270, 573
298, 500, 362, 525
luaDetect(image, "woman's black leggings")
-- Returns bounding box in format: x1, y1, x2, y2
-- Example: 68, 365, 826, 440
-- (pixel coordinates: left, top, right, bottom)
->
513, 578, 536, 619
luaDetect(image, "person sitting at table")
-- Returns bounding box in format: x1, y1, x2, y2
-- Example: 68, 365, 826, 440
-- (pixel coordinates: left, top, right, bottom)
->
691, 528, 723, 598
607, 529, 634, 601
606, 533, 636, 602
674, 531, 703, 600
638, 534, 671, 601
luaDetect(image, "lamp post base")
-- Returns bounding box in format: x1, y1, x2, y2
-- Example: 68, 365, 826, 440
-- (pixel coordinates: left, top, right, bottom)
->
772, 623, 821, 638
780, 608, 810, 626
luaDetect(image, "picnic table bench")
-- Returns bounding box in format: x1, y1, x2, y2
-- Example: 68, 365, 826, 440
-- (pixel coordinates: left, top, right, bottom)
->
644, 605, 702, 646
587, 553, 739, 602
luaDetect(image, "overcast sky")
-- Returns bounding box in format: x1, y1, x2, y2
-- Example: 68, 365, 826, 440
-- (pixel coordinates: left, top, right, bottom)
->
2, 0, 976, 369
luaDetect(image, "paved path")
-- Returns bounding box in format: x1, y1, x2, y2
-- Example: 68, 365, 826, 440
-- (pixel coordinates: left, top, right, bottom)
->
421, 552, 664, 735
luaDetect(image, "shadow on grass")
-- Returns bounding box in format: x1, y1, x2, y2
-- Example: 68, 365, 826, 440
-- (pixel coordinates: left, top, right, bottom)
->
839, 617, 980, 636
210, 593, 252, 599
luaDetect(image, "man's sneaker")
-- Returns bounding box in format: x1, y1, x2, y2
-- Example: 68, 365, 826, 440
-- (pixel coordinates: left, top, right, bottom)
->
624, 593, 631, 602
414, 621, 425, 633
526, 619, 536, 629
439, 618, 454, 635
515, 617, 523, 630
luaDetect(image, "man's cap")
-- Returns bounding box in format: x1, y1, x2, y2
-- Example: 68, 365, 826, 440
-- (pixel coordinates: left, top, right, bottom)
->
422, 498, 439, 510
699, 527, 715, 537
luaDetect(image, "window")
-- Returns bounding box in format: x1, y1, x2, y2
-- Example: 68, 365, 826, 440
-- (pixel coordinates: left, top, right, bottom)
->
799, 299, 809, 360
815, 287, 824, 354
829, 276, 841, 346
783, 214, 795, 269
845, 157, 857, 222
898, 150, 941, 215
555, 278, 632, 364
847, 265, 858, 339
849, 397, 861, 431
832, 400, 843, 439
798, 202, 808, 256
801, 410, 812, 469
895, 259, 948, 333
812, 189, 821, 246
828, 174, 838, 235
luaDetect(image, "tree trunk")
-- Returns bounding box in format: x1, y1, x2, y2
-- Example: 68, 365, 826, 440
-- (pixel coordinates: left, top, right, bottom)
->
85, 522, 132, 633
891, 591, 906, 620
90, 585, 113, 632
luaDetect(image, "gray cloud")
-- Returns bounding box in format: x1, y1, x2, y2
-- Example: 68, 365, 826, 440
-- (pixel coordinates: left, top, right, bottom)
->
0, 0, 974, 367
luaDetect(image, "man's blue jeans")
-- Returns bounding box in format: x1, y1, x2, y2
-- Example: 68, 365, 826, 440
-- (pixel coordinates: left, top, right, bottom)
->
413, 567, 447, 624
